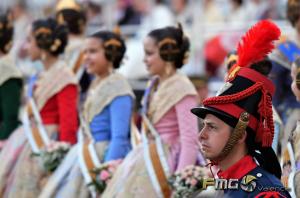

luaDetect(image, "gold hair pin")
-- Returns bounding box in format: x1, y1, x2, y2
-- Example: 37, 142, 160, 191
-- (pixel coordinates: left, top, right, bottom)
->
158, 38, 177, 48
50, 39, 62, 52
160, 49, 180, 54
34, 27, 52, 36
104, 39, 121, 47
113, 26, 121, 36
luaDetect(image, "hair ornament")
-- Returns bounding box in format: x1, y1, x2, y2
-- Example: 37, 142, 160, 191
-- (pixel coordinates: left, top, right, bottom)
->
104, 39, 122, 47
113, 26, 121, 36
50, 39, 62, 52
158, 38, 177, 48
34, 27, 52, 36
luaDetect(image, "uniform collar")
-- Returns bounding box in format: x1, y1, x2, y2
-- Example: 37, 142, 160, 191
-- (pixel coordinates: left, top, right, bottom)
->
217, 155, 257, 179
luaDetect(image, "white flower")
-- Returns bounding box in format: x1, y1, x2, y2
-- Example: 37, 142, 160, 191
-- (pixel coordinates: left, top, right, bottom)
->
59, 142, 70, 150
52, 142, 60, 150
46, 142, 56, 153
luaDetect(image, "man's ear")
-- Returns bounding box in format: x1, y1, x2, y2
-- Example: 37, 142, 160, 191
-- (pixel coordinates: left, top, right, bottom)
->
238, 130, 247, 144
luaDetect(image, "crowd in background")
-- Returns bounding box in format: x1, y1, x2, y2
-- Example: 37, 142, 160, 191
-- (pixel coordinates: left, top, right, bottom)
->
0, 0, 293, 79
0, 0, 299, 197
0, 0, 296, 105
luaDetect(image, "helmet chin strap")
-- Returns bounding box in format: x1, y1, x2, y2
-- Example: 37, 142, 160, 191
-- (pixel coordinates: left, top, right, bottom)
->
211, 112, 250, 163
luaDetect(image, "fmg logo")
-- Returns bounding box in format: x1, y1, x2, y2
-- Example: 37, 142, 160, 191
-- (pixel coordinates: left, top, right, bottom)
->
200, 175, 257, 192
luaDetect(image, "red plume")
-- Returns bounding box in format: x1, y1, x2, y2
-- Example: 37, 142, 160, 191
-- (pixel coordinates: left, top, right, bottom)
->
237, 20, 281, 67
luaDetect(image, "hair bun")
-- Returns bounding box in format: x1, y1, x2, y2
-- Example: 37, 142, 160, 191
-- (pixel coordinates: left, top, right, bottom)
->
177, 22, 183, 39
287, 0, 300, 27
148, 25, 190, 68
33, 18, 68, 56
0, 14, 14, 53
90, 30, 126, 69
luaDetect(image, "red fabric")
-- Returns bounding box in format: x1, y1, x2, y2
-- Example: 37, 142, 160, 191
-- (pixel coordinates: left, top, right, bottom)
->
204, 35, 228, 67
203, 80, 275, 147
40, 84, 78, 144
204, 35, 228, 76
255, 191, 287, 198
237, 67, 275, 96
237, 20, 280, 68
208, 103, 258, 131
217, 155, 257, 179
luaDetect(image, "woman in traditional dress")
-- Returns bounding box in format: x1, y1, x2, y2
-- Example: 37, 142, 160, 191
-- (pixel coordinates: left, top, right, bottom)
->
0, 17, 78, 197
0, 13, 23, 149
285, 57, 300, 197
39, 30, 134, 198
269, 0, 300, 149
102, 24, 201, 198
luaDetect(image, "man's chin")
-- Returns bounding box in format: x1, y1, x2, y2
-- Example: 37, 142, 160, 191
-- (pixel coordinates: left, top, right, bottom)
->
202, 152, 212, 159
203, 153, 220, 161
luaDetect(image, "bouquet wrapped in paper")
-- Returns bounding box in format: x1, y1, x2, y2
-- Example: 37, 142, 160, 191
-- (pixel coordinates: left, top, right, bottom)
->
89, 159, 123, 194
169, 165, 208, 198
32, 141, 71, 172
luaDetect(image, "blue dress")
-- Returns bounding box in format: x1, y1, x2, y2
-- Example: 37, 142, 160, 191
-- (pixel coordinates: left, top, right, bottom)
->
90, 95, 133, 161
39, 95, 134, 198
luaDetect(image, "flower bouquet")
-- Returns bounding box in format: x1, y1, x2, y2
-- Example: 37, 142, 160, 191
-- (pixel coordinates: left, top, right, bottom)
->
169, 165, 207, 198
89, 159, 123, 194
32, 141, 71, 172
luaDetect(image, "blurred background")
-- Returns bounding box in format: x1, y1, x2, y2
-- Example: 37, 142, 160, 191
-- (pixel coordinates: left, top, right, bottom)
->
0, 0, 294, 98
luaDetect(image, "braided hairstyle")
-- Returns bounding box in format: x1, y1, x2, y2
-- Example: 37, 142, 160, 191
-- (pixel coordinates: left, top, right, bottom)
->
32, 18, 68, 56
0, 13, 13, 54
89, 30, 126, 69
147, 24, 190, 69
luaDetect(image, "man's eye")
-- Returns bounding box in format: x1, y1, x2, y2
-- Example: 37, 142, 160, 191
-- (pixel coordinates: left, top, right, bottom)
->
208, 125, 216, 130
145, 51, 153, 55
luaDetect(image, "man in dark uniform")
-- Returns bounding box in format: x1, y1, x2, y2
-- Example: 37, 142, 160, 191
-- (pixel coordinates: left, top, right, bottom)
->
191, 20, 291, 197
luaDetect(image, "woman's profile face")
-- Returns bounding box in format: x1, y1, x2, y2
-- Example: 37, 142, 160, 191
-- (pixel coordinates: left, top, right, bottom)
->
291, 62, 300, 101
83, 37, 111, 76
295, 17, 300, 35
143, 36, 166, 76
24, 27, 41, 61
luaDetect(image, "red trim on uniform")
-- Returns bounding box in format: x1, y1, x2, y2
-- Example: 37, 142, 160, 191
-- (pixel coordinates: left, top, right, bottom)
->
208, 103, 258, 131
238, 67, 275, 96
217, 155, 257, 179
255, 191, 287, 198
